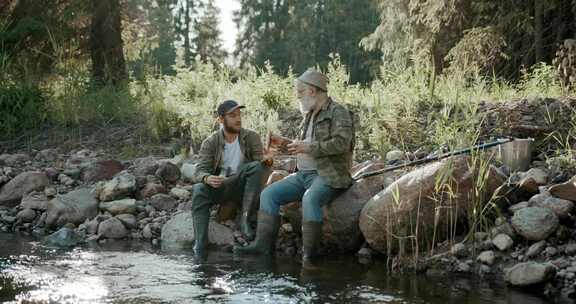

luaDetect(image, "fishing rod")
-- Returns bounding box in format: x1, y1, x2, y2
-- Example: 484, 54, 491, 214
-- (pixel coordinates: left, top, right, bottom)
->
352, 137, 516, 181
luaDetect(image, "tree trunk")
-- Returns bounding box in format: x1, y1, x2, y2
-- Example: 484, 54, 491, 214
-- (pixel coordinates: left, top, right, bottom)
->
184, 0, 192, 66
90, 0, 127, 87
534, 0, 544, 63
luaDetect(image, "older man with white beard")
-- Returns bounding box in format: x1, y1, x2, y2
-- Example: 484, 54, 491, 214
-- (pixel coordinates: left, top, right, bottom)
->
234, 70, 355, 267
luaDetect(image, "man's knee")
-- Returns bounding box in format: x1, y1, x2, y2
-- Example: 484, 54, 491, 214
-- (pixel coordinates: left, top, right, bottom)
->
191, 183, 212, 211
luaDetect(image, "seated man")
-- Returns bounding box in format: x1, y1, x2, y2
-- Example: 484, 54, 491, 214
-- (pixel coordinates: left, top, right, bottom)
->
234, 70, 355, 266
191, 99, 270, 257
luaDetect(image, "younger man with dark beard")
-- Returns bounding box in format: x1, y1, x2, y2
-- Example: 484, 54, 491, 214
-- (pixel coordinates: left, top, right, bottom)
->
190, 100, 270, 257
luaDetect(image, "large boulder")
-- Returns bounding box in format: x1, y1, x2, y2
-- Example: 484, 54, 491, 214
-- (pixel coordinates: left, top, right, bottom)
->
161, 212, 235, 250
359, 156, 505, 254
528, 191, 573, 219
504, 262, 556, 286
20, 191, 50, 210
0, 172, 49, 207
511, 207, 559, 241
100, 199, 137, 215
98, 217, 128, 239
82, 160, 124, 183
45, 188, 99, 228
98, 171, 136, 201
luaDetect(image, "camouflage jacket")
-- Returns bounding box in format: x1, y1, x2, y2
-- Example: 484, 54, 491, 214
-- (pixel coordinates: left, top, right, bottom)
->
191, 128, 264, 184
301, 97, 355, 189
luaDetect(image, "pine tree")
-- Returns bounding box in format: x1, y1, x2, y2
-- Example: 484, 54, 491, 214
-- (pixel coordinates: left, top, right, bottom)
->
192, 0, 227, 65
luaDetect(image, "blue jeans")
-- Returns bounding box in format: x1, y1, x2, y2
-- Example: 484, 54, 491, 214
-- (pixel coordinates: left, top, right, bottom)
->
260, 170, 344, 222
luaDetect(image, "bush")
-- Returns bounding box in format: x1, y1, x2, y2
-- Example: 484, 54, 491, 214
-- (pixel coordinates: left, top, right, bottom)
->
0, 82, 45, 137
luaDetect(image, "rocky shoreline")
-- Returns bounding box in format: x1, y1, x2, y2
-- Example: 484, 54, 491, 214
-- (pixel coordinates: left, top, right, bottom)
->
2, 97, 576, 300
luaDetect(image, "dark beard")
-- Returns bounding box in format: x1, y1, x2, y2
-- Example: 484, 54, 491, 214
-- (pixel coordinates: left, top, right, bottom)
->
223, 122, 240, 134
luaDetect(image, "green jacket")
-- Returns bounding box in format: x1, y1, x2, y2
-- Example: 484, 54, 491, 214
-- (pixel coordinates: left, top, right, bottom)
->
192, 128, 264, 184
302, 97, 355, 189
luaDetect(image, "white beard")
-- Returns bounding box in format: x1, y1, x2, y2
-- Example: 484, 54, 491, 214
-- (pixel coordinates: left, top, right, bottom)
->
298, 96, 316, 114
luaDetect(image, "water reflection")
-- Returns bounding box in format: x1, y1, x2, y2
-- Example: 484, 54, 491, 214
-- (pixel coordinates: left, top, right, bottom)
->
0, 233, 563, 303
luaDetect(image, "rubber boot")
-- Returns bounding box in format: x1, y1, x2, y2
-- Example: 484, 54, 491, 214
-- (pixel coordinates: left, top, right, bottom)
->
233, 211, 280, 255
240, 190, 258, 241
193, 213, 209, 259
302, 221, 323, 269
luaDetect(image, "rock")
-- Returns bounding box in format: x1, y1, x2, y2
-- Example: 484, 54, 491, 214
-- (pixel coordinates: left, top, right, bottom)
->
36, 149, 59, 162
142, 224, 154, 239
492, 234, 514, 251
82, 160, 124, 183
549, 176, 576, 201
161, 212, 235, 249
491, 222, 516, 238
565, 243, 576, 256
360, 156, 505, 254
180, 163, 197, 182
511, 207, 559, 241
357, 246, 374, 259
170, 187, 191, 200
451, 243, 468, 257
58, 174, 75, 186
504, 262, 556, 286
20, 191, 49, 210
1, 153, 31, 166
526, 240, 547, 258
133, 156, 160, 176
16, 209, 36, 223
99, 171, 136, 201
477, 250, 496, 265
0, 172, 49, 207
116, 214, 137, 229
43, 168, 60, 180
456, 262, 471, 272
2, 215, 16, 224
84, 218, 99, 235
140, 183, 167, 199
44, 187, 57, 197
509, 201, 528, 213
474, 232, 489, 241
155, 162, 181, 183
386, 150, 405, 163
528, 193, 574, 219
98, 217, 128, 239
518, 168, 548, 193
45, 188, 99, 228
44, 227, 81, 247
150, 194, 178, 211
545, 246, 558, 257
100, 199, 137, 215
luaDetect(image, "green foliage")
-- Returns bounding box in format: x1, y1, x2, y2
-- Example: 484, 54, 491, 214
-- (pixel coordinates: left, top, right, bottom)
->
0, 82, 45, 136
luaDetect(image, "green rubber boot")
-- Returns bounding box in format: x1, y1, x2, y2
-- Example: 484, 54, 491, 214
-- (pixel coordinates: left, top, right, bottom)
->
233, 211, 280, 255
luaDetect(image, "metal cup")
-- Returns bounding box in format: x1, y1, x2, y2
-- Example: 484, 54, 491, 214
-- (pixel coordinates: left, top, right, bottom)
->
498, 138, 534, 172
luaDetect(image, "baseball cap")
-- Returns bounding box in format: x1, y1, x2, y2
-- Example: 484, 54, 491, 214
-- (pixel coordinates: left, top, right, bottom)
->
217, 100, 245, 116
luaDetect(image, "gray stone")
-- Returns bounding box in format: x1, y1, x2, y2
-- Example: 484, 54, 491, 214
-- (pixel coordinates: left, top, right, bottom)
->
526, 240, 547, 258
84, 218, 99, 235
160, 211, 234, 250
565, 243, 576, 256
98, 217, 128, 239
491, 222, 516, 238
116, 214, 137, 229
150, 194, 178, 211
99, 171, 136, 201
504, 262, 556, 286
456, 262, 471, 272
155, 162, 181, 183
545, 246, 558, 257
385, 150, 405, 163
511, 207, 559, 241
82, 160, 124, 183
451, 243, 468, 257
44, 227, 81, 247
1, 153, 31, 166
529, 194, 574, 219
492, 234, 514, 251
16, 209, 36, 223
46, 188, 99, 228
518, 168, 548, 192
100, 199, 137, 215
509, 201, 529, 213
133, 156, 161, 176
142, 224, 154, 239
20, 191, 49, 210
170, 188, 191, 200
477, 250, 496, 265
180, 163, 197, 182
58, 174, 75, 186
0, 172, 49, 207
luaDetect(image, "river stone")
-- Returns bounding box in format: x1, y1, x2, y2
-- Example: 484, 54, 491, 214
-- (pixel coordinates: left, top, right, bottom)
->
386, 150, 405, 163
140, 183, 167, 199
492, 234, 514, 251
150, 194, 178, 210
549, 176, 576, 201
360, 156, 505, 254
170, 187, 191, 200
528, 193, 574, 219
161, 212, 234, 249
511, 207, 559, 241
134, 156, 161, 176
155, 162, 181, 183
16, 209, 36, 223
116, 214, 137, 229
1, 153, 31, 166
526, 240, 547, 258
451, 243, 467, 257
98, 217, 128, 239
82, 159, 124, 183
518, 168, 548, 193
180, 163, 197, 182
504, 262, 556, 286
509, 201, 528, 213
44, 227, 81, 247
85, 218, 99, 235
20, 191, 49, 210
0, 172, 50, 207
477, 250, 496, 265
36, 149, 59, 162
99, 171, 136, 201
100, 199, 137, 215
45, 188, 99, 228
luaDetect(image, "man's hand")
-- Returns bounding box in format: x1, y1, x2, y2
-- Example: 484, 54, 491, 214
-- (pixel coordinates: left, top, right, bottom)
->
287, 140, 312, 154
205, 175, 225, 188
262, 147, 278, 166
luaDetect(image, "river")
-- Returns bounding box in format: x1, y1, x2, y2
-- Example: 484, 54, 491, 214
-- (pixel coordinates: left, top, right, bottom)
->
0, 233, 558, 303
